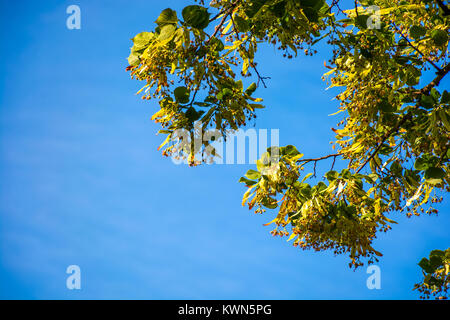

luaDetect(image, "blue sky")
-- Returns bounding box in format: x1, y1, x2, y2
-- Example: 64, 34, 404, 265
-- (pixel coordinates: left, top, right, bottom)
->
0, 0, 449, 299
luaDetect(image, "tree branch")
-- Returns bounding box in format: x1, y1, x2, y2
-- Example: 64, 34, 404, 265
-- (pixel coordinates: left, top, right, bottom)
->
392, 22, 442, 73
228, 13, 270, 88
298, 153, 342, 164
296, 153, 342, 176
420, 63, 450, 94
207, 0, 240, 42
356, 114, 412, 174
297, 61, 450, 176
356, 62, 450, 173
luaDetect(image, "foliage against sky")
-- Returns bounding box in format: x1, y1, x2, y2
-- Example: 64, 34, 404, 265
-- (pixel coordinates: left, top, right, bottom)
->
126, 0, 449, 298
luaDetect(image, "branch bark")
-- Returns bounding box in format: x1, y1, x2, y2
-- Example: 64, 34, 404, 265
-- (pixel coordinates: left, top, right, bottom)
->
392, 22, 442, 73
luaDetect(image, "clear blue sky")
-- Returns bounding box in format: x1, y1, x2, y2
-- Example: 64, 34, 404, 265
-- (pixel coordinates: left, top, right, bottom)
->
0, 0, 448, 299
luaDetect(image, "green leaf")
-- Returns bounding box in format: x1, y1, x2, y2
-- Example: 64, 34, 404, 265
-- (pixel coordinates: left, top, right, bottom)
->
430, 88, 440, 101
441, 90, 450, 104
269, 1, 286, 17
424, 167, 445, 185
418, 258, 434, 273
378, 99, 396, 113
425, 167, 445, 179
281, 145, 300, 156
303, 7, 320, 23
360, 48, 372, 59
429, 250, 445, 270
222, 88, 233, 97
299, 184, 312, 198
401, 66, 421, 87
245, 169, 261, 180
365, 173, 379, 184
300, 173, 313, 183
182, 5, 210, 29
340, 169, 352, 180
420, 94, 436, 109
155, 8, 178, 26
410, 25, 426, 40
394, 56, 410, 65
174, 86, 190, 103
209, 37, 224, 52
390, 161, 403, 176
355, 15, 370, 30
314, 181, 328, 193
244, 0, 267, 18
245, 82, 257, 95
261, 196, 278, 209
428, 276, 442, 287
185, 106, 201, 123
239, 176, 257, 186
128, 53, 140, 66
325, 170, 339, 181
378, 144, 393, 155
132, 32, 153, 50
158, 24, 176, 41
236, 80, 243, 90
431, 29, 448, 46
234, 15, 250, 33
249, 103, 265, 110
263, 202, 278, 209
414, 157, 431, 171
256, 152, 271, 171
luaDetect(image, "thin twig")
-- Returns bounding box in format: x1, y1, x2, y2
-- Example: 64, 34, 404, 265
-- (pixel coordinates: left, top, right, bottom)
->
356, 114, 411, 174
207, 0, 240, 42
331, 155, 337, 171
250, 62, 270, 88
299, 153, 341, 164
229, 13, 270, 88
392, 21, 442, 73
